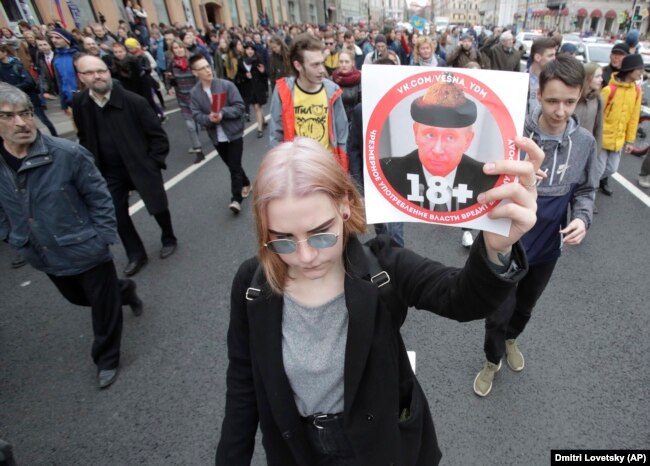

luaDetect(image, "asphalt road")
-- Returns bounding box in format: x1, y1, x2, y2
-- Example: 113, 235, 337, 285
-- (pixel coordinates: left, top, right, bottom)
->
1, 98, 649, 465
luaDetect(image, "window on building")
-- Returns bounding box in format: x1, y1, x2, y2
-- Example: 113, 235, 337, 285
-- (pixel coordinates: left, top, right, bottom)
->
288, 1, 296, 23
1, 0, 22, 22
309, 3, 316, 23
242, 0, 253, 25
152, 0, 170, 25
227, 0, 240, 25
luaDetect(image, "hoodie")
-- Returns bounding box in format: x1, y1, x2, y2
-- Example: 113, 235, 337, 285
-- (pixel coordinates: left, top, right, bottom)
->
522, 107, 599, 265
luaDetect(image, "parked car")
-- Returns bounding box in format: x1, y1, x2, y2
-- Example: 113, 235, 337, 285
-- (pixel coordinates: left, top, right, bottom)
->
582, 43, 613, 67
515, 31, 544, 58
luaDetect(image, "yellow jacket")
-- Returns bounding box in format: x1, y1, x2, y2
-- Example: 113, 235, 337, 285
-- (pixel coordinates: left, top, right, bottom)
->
601, 74, 642, 151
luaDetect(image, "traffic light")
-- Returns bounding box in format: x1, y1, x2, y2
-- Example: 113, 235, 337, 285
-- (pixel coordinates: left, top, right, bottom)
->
634, 5, 641, 21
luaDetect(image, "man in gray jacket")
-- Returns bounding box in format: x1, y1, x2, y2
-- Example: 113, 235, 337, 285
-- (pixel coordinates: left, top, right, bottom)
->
189, 55, 250, 214
0, 83, 142, 389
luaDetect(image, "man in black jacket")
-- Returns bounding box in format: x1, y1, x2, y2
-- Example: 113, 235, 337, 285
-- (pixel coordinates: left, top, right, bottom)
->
72, 55, 177, 277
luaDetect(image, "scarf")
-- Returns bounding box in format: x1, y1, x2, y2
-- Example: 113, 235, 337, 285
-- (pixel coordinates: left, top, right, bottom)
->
416, 56, 437, 67
331, 68, 361, 87
173, 56, 188, 71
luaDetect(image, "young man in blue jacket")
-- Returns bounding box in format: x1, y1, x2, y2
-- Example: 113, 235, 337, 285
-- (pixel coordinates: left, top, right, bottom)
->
0, 83, 143, 389
474, 55, 599, 397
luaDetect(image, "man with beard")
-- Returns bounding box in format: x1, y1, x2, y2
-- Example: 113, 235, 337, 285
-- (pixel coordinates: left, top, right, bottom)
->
446, 33, 490, 69
72, 55, 177, 277
0, 83, 143, 389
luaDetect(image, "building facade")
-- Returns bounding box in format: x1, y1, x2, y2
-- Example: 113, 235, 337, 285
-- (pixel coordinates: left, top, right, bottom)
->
0, 0, 367, 32
436, 0, 481, 25
478, 0, 519, 27
517, 0, 648, 36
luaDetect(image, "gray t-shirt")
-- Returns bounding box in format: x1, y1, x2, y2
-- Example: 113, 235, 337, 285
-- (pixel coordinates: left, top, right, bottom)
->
282, 293, 347, 417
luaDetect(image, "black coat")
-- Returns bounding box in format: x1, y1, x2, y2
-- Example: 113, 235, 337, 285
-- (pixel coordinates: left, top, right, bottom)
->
236, 56, 268, 105
381, 150, 498, 211
72, 81, 170, 215
215, 235, 527, 465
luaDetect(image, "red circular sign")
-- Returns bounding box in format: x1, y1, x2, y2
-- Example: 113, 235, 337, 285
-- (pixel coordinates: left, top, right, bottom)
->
365, 70, 518, 224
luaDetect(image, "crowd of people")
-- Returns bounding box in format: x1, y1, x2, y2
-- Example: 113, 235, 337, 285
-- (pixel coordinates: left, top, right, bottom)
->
0, 13, 647, 465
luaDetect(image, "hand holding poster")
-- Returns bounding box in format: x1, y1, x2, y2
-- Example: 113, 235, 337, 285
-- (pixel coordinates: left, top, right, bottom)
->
362, 66, 529, 236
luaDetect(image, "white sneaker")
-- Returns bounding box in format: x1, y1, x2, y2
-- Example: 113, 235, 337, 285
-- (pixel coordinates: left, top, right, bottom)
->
639, 175, 650, 188
461, 231, 474, 248
241, 185, 252, 198
229, 201, 241, 214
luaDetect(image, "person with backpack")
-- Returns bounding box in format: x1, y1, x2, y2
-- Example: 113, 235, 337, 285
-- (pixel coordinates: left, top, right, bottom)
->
598, 53, 643, 196
214, 136, 543, 465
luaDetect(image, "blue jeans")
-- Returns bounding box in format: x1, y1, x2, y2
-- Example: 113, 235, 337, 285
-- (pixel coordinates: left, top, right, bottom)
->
374, 222, 405, 247
597, 149, 621, 179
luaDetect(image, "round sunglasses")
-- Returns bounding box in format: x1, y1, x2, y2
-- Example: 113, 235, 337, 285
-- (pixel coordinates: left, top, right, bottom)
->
265, 232, 339, 254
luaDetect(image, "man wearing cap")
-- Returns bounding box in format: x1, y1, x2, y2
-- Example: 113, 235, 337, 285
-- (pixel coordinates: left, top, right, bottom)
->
485, 31, 521, 72
364, 34, 390, 64
380, 81, 498, 212
601, 43, 629, 89
48, 28, 79, 112
447, 33, 490, 69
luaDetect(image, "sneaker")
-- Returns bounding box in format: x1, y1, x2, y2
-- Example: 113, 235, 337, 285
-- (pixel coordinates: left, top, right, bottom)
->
505, 339, 525, 371
241, 185, 252, 199
461, 231, 474, 248
473, 360, 501, 397
11, 253, 26, 269
194, 151, 205, 164
229, 201, 241, 214
639, 175, 650, 188
257, 129, 264, 138
188, 147, 202, 154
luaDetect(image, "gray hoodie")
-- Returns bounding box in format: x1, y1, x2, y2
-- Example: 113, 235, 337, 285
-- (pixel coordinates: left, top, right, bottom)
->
521, 107, 599, 265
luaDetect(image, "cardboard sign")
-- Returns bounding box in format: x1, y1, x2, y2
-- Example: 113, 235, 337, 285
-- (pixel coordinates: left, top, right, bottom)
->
362, 65, 529, 236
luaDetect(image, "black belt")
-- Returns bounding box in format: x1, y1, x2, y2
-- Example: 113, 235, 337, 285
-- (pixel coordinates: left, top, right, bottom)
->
301, 412, 343, 430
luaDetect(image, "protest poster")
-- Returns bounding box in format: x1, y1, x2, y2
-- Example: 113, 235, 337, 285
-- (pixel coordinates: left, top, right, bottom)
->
362, 65, 529, 236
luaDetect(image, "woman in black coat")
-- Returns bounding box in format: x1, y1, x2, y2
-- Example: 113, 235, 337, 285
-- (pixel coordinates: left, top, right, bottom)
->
236, 41, 268, 138
215, 137, 543, 465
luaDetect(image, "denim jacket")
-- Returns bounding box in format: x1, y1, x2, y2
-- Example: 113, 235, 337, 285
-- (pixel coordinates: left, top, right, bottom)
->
0, 133, 117, 276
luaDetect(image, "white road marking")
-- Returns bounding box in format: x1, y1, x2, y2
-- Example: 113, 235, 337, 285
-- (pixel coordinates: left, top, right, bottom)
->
612, 172, 650, 208
407, 351, 416, 373
129, 116, 269, 215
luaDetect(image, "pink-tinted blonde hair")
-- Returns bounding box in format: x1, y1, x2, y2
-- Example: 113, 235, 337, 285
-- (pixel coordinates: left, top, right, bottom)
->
253, 137, 366, 293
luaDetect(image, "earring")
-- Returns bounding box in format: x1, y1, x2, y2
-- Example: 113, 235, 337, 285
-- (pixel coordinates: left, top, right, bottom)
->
343, 213, 350, 221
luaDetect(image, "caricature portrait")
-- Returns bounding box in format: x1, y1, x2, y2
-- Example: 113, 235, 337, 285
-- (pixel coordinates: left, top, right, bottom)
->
380, 80, 499, 212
